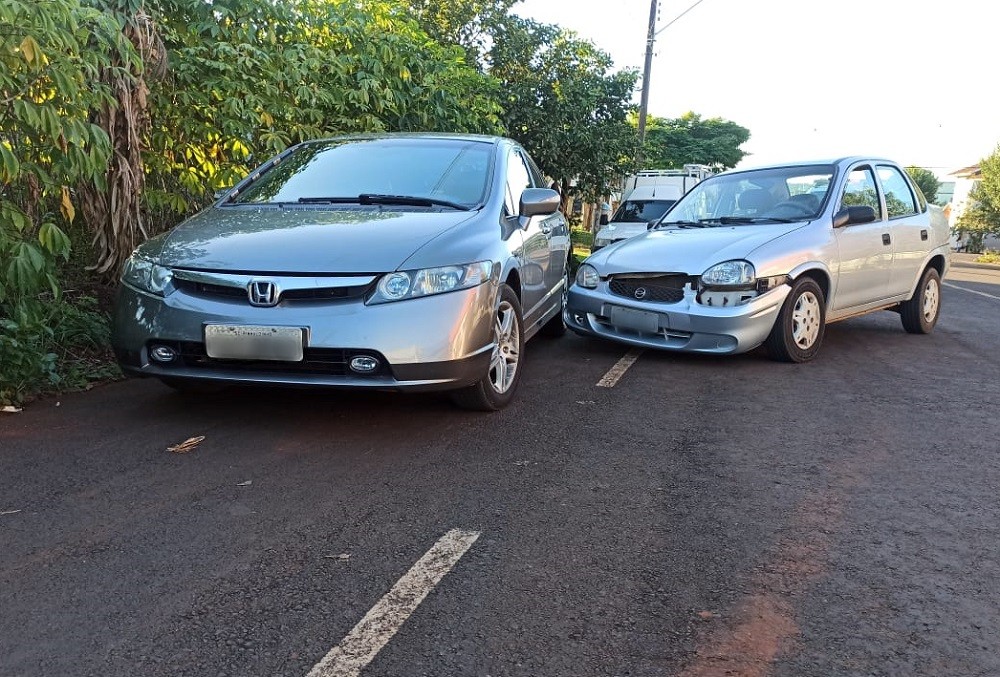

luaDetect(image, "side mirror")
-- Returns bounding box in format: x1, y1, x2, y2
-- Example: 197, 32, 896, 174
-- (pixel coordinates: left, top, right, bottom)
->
833, 205, 877, 228
520, 188, 561, 218
599, 214, 609, 225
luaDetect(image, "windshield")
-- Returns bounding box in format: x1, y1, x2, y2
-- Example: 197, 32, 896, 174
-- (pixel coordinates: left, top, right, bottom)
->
231, 138, 493, 207
659, 165, 836, 226
610, 199, 676, 224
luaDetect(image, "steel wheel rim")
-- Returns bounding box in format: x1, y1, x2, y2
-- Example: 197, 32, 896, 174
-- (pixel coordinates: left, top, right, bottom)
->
791, 291, 821, 349
922, 277, 940, 322
489, 300, 519, 393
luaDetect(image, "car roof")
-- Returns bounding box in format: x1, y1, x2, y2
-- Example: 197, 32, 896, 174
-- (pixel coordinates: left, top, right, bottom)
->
722, 156, 898, 175
301, 132, 507, 147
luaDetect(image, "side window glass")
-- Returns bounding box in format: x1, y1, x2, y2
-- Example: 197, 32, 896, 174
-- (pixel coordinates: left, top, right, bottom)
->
505, 151, 532, 217
840, 166, 880, 215
877, 165, 918, 218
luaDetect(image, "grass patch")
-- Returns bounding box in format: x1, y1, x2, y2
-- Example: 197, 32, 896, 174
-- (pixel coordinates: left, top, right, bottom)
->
975, 250, 1000, 264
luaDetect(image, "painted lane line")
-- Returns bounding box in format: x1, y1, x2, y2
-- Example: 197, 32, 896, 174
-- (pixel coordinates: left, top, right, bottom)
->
944, 281, 1000, 302
597, 348, 643, 388
306, 529, 481, 677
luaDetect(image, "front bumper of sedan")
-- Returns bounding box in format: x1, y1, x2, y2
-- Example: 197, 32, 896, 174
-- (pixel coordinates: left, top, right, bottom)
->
565, 282, 790, 354
111, 279, 496, 392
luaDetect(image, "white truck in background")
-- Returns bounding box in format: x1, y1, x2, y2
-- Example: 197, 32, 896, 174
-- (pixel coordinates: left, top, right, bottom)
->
592, 165, 715, 251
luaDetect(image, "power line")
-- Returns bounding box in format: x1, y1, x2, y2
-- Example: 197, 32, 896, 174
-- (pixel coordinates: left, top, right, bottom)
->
654, 0, 708, 37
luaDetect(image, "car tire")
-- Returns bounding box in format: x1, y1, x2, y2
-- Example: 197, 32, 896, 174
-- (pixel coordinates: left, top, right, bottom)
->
539, 266, 570, 338
450, 284, 524, 411
764, 276, 826, 363
899, 267, 941, 334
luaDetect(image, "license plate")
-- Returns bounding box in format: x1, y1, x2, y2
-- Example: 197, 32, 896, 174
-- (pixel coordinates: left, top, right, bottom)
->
609, 305, 660, 333
204, 325, 305, 361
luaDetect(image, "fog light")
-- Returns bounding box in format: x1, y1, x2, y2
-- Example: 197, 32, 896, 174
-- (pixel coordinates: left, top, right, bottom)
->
349, 355, 380, 374
150, 344, 177, 363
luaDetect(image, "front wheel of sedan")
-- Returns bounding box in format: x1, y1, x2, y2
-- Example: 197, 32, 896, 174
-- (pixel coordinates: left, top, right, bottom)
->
899, 267, 941, 334
451, 284, 525, 411
764, 277, 826, 363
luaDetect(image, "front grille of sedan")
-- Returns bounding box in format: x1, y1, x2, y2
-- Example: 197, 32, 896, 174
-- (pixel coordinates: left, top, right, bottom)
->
609, 275, 695, 304
172, 279, 372, 304
155, 341, 387, 377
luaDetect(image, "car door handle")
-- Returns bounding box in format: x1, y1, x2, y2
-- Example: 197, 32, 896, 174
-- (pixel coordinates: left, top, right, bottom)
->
882, 233, 891, 246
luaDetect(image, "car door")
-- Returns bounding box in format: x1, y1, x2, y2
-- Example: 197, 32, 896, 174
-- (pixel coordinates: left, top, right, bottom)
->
876, 163, 928, 297
831, 163, 893, 311
523, 150, 569, 299
504, 149, 550, 325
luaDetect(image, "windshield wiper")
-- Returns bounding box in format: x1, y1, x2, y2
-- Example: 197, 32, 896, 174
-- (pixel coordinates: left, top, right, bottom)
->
297, 196, 361, 204
659, 220, 709, 229
295, 194, 472, 211
717, 216, 796, 224
359, 194, 471, 211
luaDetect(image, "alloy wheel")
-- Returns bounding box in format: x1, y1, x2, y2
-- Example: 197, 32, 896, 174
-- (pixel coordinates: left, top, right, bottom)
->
489, 300, 520, 394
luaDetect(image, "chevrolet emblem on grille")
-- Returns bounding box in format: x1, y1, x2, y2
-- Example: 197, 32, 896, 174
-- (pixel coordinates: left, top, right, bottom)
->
634, 287, 647, 299
248, 280, 279, 307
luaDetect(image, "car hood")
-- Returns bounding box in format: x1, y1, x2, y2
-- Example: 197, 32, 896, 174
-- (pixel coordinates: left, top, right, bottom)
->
589, 222, 808, 274
154, 206, 478, 273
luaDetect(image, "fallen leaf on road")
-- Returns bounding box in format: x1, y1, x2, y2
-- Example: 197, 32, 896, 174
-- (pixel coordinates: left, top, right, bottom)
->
167, 435, 206, 453
324, 553, 351, 561
236, 480, 252, 487
1, 406, 22, 413
697, 610, 716, 620
1, 509, 22, 516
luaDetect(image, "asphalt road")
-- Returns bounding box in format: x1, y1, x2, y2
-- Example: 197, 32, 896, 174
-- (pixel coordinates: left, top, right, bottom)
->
2, 261, 999, 677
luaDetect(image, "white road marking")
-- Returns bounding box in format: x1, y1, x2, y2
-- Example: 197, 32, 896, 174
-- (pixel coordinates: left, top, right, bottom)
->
596, 348, 643, 387
305, 529, 480, 677
944, 281, 1000, 302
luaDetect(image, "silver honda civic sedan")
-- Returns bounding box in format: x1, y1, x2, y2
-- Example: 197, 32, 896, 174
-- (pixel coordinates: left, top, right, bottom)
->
567, 157, 951, 362
112, 134, 569, 409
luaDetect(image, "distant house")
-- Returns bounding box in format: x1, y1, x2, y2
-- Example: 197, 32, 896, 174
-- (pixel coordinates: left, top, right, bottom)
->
947, 164, 981, 230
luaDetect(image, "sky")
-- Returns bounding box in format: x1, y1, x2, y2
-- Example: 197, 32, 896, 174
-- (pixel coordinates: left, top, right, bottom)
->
513, 0, 999, 176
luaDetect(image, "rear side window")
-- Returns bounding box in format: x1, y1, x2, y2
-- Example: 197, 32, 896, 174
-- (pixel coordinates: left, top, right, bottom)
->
877, 165, 919, 217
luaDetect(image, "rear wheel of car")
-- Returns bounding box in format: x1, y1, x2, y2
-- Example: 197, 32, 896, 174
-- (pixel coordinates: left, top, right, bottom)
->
899, 267, 941, 334
451, 284, 524, 411
539, 265, 570, 338
764, 276, 826, 363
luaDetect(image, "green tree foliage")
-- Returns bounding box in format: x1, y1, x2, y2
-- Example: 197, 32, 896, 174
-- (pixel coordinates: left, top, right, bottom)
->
144, 0, 502, 232
905, 166, 940, 204
489, 17, 639, 205
957, 145, 1000, 252
0, 0, 133, 403
642, 112, 749, 170
408, 0, 517, 65
0, 0, 131, 302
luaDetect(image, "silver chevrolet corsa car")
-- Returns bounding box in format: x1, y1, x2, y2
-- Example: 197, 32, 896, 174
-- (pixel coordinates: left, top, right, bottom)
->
567, 157, 951, 362
112, 134, 569, 409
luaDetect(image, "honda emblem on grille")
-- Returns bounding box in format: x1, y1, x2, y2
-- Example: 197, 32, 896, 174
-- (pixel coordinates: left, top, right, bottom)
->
634, 287, 647, 299
248, 280, 279, 307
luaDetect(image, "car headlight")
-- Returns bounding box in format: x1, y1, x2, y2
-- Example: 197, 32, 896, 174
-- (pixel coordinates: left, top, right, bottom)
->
121, 253, 173, 296
368, 261, 493, 304
700, 260, 755, 288
593, 236, 612, 248
576, 263, 600, 289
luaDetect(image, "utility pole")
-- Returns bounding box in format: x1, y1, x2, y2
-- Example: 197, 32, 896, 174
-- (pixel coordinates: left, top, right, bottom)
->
636, 0, 657, 163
